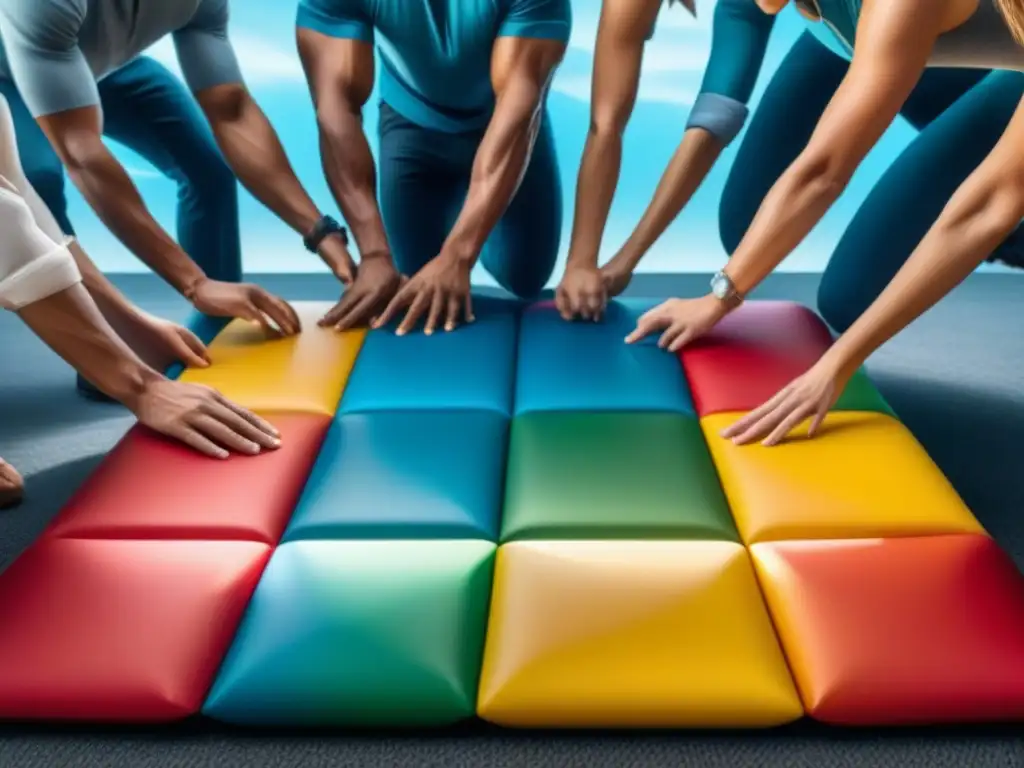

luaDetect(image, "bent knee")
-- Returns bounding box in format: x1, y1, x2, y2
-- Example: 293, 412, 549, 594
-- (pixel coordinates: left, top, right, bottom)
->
816, 279, 862, 334
179, 151, 237, 199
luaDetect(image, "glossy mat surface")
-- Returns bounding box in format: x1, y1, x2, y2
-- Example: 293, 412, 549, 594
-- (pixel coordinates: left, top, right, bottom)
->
0, 299, 1019, 729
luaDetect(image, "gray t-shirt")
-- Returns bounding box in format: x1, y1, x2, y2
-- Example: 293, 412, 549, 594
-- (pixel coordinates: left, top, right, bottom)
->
0, 0, 243, 117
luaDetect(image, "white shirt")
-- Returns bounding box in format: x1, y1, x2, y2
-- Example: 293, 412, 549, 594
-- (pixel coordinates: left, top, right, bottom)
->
0, 93, 81, 310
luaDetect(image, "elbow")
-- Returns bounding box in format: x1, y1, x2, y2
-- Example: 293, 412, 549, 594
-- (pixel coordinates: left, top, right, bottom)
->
789, 150, 853, 204
314, 97, 359, 140
589, 104, 632, 140
56, 134, 107, 177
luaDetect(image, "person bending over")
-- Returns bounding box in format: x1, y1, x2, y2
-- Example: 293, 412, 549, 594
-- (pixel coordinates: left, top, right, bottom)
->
626, 0, 1024, 407
557, 0, 1022, 325
0, 0, 366, 396
296, 0, 570, 335
0, 103, 281, 509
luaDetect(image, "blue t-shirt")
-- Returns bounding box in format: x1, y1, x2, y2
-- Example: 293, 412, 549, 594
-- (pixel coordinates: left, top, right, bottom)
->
296, 0, 572, 133
0, 0, 243, 118
683, 0, 854, 146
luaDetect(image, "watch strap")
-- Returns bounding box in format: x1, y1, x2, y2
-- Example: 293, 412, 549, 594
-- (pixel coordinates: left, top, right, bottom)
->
303, 215, 348, 254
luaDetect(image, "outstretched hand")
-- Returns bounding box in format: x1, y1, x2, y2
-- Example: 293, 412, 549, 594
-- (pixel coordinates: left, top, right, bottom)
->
190, 279, 301, 337
624, 295, 728, 351
373, 254, 473, 335
131, 377, 283, 459
720, 360, 852, 446
319, 252, 403, 331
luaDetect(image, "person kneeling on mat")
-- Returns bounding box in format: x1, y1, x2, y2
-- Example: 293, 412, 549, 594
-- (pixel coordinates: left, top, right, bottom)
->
296, 0, 570, 335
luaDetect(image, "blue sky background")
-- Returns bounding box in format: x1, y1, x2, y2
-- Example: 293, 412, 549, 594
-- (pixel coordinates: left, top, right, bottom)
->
72, 1, 948, 281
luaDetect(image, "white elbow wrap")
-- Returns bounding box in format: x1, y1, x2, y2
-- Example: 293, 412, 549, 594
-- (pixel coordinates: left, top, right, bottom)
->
0, 182, 81, 311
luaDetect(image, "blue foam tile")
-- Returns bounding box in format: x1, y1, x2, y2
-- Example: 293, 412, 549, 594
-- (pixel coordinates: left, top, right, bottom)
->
283, 410, 509, 542
514, 299, 695, 415
337, 296, 518, 417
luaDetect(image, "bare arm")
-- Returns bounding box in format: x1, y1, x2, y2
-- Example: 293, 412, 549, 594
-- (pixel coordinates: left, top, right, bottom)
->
721, 0, 971, 296
297, 29, 391, 261
37, 107, 207, 296
823, 95, 1024, 376
566, 0, 659, 269
196, 86, 320, 239
441, 36, 566, 265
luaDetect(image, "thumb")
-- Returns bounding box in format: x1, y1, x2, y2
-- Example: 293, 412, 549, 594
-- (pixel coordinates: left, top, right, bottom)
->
178, 327, 211, 367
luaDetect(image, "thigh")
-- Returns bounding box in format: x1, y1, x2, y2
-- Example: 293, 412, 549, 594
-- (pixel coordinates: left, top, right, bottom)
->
377, 103, 463, 275
819, 70, 1024, 332
0, 80, 73, 233
718, 32, 848, 254
899, 67, 989, 129
478, 112, 562, 299
97, 56, 227, 183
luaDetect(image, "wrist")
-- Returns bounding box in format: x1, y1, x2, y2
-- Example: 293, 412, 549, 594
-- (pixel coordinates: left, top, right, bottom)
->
820, 338, 864, 381
182, 273, 208, 302
106, 360, 162, 412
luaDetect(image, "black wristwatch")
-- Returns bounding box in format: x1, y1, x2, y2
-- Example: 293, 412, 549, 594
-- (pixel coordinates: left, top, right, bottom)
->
303, 215, 348, 253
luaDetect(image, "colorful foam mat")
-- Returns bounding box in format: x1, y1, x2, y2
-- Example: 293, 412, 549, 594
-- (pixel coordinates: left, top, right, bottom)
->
1, 299, 1022, 728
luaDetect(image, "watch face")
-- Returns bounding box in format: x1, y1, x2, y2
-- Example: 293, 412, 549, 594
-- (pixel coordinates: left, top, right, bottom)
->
711, 274, 729, 299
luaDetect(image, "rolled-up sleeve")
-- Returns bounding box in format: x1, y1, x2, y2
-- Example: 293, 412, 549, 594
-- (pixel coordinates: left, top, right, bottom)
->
0, 181, 80, 311
0, 0, 99, 118
173, 0, 244, 93
296, 0, 374, 42
686, 0, 776, 147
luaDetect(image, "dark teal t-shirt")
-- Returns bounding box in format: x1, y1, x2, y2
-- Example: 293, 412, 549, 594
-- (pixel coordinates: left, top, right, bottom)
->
297, 0, 572, 133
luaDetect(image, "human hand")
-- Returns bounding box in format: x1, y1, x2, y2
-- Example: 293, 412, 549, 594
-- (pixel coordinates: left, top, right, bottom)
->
624, 294, 730, 351
0, 457, 23, 509
555, 263, 607, 321
719, 357, 853, 446
318, 251, 402, 331
129, 375, 283, 459
374, 253, 473, 335
113, 309, 211, 372
189, 279, 301, 336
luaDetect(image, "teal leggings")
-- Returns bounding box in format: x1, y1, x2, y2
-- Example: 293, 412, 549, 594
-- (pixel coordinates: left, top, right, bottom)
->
721, 32, 1024, 332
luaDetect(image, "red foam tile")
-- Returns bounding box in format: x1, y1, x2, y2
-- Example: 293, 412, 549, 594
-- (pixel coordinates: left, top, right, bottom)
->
751, 535, 1024, 725
679, 302, 833, 416
0, 538, 271, 722
47, 413, 330, 543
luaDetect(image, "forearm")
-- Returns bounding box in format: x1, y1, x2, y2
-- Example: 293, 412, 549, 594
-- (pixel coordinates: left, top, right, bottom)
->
444, 82, 543, 263
64, 147, 205, 295
317, 99, 390, 259
725, 155, 847, 295
16, 282, 158, 407
207, 93, 322, 236
567, 123, 626, 268
617, 128, 723, 269
826, 173, 1024, 374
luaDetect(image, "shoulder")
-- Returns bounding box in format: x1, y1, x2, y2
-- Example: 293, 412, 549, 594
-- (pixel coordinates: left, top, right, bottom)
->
0, 0, 86, 45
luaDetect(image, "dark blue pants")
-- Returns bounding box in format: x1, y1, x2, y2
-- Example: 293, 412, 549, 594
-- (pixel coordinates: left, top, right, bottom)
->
720, 32, 1024, 333
0, 56, 242, 283
377, 101, 562, 299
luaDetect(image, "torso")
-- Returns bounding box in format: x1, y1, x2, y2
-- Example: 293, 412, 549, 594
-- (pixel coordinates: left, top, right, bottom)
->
367, 0, 514, 131
0, 0, 204, 82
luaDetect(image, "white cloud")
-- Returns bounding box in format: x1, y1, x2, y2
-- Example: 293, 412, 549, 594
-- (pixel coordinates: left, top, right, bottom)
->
145, 32, 303, 85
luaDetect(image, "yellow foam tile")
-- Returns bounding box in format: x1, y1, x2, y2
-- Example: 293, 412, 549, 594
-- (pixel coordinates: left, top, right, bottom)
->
701, 411, 984, 544
477, 540, 803, 728
180, 302, 365, 417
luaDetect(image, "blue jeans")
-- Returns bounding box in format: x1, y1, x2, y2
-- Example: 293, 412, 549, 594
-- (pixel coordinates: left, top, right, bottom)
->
719, 32, 1024, 333
377, 101, 562, 299
0, 55, 242, 283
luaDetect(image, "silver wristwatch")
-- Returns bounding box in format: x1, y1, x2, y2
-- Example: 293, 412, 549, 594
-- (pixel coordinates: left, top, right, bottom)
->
710, 270, 743, 306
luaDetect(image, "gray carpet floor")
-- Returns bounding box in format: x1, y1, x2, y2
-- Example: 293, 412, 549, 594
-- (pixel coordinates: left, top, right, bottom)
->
1, 272, 1023, 767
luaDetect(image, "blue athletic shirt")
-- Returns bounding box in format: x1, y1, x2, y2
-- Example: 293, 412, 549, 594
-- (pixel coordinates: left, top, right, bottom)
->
296, 0, 572, 133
